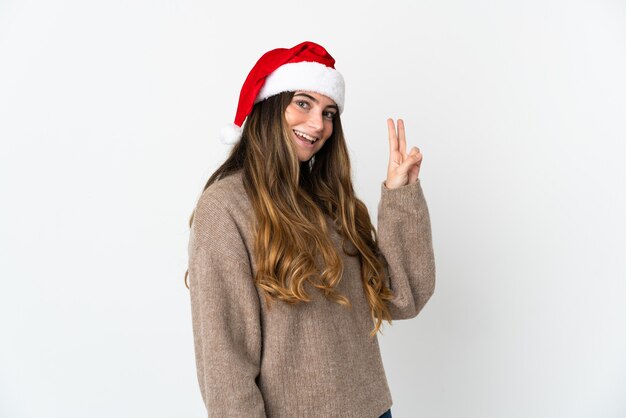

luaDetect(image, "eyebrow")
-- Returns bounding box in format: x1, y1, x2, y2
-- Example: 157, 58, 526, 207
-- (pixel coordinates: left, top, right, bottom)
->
293, 93, 339, 111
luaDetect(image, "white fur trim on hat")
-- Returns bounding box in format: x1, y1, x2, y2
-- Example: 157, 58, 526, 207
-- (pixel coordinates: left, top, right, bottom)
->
256, 61, 345, 113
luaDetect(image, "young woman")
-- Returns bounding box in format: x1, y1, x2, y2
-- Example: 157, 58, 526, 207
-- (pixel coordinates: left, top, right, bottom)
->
185, 41, 435, 418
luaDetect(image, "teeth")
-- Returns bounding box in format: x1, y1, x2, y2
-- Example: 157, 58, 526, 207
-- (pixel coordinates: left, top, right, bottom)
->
294, 130, 317, 144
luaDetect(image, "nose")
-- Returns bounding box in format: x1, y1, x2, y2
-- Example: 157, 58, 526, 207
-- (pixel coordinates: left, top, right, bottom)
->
306, 111, 324, 133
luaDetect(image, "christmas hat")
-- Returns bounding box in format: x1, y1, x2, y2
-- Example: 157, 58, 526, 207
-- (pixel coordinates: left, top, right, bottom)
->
220, 41, 345, 144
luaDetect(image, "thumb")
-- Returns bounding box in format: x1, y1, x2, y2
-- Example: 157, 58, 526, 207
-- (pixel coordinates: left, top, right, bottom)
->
399, 148, 420, 170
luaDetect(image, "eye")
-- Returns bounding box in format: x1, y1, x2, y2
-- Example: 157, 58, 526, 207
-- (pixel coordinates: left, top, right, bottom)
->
323, 110, 337, 120
295, 100, 310, 110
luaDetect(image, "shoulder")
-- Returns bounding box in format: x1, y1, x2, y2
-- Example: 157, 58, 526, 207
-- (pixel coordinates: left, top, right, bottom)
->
194, 170, 250, 220
191, 170, 253, 249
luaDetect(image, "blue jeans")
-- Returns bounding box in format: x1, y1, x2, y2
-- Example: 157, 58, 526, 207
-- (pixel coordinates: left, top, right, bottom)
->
379, 409, 392, 418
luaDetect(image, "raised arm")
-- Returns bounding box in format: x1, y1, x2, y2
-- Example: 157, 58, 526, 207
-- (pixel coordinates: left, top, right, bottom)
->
378, 118, 435, 319
377, 179, 436, 319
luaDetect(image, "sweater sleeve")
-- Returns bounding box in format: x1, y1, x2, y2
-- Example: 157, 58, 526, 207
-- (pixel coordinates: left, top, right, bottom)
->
377, 179, 436, 320
188, 192, 266, 417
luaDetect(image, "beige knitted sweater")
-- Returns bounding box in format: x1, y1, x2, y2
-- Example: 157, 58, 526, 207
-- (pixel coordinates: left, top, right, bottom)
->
188, 170, 435, 418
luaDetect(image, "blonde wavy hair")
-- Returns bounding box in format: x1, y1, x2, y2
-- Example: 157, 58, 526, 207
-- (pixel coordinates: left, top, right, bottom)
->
185, 92, 394, 336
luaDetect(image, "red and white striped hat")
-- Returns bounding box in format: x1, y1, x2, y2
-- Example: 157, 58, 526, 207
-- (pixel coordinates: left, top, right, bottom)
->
220, 41, 345, 144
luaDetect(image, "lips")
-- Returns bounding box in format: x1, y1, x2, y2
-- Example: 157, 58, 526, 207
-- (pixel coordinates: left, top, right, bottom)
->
293, 130, 318, 144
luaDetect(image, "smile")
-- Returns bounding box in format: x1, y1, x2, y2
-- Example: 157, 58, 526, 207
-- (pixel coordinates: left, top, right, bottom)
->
293, 130, 318, 144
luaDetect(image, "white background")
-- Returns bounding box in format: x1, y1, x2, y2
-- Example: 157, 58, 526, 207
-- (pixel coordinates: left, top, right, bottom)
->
1, 0, 625, 417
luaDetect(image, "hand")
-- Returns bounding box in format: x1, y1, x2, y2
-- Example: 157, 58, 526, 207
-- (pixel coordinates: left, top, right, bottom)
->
385, 118, 422, 189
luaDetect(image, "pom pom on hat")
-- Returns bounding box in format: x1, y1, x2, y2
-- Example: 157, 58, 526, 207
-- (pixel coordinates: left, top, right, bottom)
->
219, 41, 344, 143
219, 123, 243, 145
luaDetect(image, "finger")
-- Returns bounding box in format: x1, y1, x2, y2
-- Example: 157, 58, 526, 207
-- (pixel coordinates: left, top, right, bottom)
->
405, 147, 423, 165
398, 119, 406, 158
410, 147, 423, 164
408, 164, 420, 184
387, 118, 398, 155
399, 148, 422, 171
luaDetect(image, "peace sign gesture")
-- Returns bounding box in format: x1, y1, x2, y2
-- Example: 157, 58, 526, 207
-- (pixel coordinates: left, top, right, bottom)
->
385, 118, 422, 189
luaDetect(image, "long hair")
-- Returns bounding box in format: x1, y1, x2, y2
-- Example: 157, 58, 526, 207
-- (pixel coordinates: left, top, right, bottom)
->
185, 92, 394, 336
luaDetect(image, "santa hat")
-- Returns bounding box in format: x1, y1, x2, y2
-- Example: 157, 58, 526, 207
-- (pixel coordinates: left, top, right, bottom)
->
220, 41, 345, 144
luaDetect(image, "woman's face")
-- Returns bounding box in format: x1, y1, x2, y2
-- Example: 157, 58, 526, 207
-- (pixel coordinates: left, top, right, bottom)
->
284, 91, 338, 162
